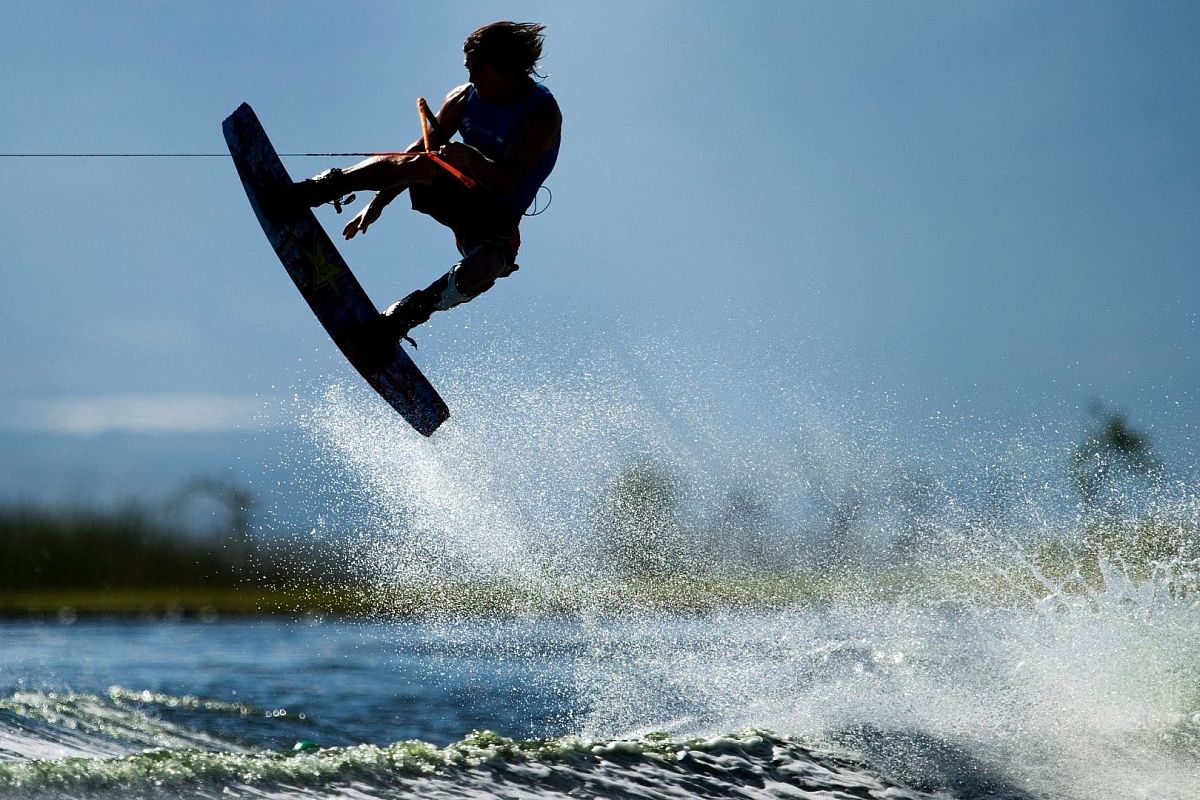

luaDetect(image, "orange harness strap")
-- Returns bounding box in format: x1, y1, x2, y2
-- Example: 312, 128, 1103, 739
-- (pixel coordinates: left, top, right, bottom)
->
415, 97, 477, 189
324, 99, 479, 189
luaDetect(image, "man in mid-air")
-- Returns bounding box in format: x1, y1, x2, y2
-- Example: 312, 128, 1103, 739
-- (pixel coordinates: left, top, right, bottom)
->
296, 21, 562, 367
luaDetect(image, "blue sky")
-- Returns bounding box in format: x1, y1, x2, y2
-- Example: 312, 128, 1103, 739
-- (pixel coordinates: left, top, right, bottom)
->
2, 2, 1198, 505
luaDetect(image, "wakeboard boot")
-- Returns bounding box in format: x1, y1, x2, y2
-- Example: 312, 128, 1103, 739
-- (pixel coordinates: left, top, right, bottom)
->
292, 168, 356, 213
350, 288, 440, 373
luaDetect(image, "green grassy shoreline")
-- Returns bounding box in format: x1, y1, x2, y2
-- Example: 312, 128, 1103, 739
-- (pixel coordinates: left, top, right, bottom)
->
0, 587, 371, 620
4, 518, 1196, 620
4, 501, 1196, 619
0, 571, 1019, 620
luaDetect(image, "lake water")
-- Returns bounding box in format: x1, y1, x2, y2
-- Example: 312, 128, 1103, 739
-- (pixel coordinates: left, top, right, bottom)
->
3, 592, 1198, 799
5, 378, 1198, 798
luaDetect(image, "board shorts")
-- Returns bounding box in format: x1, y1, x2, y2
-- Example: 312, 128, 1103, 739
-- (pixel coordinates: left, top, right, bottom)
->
409, 172, 522, 267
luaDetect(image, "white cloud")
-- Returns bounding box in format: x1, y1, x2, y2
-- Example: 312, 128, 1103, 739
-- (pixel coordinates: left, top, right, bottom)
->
0, 393, 278, 435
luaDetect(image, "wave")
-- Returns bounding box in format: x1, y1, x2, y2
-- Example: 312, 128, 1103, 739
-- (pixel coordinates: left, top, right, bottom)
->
0, 726, 952, 800
5, 678, 1200, 800
0, 685, 1060, 800
0, 688, 252, 763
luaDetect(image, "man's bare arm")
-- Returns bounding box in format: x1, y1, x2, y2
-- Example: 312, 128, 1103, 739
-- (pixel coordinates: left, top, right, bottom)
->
370, 85, 470, 206
342, 86, 472, 239
438, 99, 561, 194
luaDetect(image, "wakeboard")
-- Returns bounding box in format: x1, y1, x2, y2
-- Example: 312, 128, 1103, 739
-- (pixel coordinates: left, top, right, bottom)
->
222, 102, 449, 436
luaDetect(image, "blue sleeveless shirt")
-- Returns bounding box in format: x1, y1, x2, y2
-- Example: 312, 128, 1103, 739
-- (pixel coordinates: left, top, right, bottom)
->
459, 82, 560, 215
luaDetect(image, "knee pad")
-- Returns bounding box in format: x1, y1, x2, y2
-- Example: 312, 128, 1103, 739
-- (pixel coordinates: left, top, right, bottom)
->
433, 246, 510, 311
433, 264, 472, 311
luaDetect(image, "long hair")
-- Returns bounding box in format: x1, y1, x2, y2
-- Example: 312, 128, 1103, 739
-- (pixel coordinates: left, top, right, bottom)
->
464, 21, 546, 77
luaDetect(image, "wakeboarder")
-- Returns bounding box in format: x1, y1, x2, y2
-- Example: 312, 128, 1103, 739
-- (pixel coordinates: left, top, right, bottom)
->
295, 21, 562, 368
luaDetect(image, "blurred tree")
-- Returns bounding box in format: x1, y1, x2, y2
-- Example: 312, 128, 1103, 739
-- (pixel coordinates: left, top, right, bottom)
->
710, 485, 774, 574
1070, 403, 1162, 514
888, 467, 940, 561
164, 477, 255, 567
599, 461, 698, 576
823, 485, 864, 570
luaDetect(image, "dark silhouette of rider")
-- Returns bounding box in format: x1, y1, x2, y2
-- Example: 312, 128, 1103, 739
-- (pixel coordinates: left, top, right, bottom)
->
297, 21, 561, 368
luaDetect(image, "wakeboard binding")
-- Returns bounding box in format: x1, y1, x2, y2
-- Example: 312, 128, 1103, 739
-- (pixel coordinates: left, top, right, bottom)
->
294, 168, 356, 213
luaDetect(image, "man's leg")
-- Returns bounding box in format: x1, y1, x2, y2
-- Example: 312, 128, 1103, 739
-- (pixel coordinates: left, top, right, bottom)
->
295, 155, 439, 208
383, 243, 514, 335
352, 244, 515, 371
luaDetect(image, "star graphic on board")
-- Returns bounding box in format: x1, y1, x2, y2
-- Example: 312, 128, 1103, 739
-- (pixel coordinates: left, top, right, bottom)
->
302, 239, 344, 295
